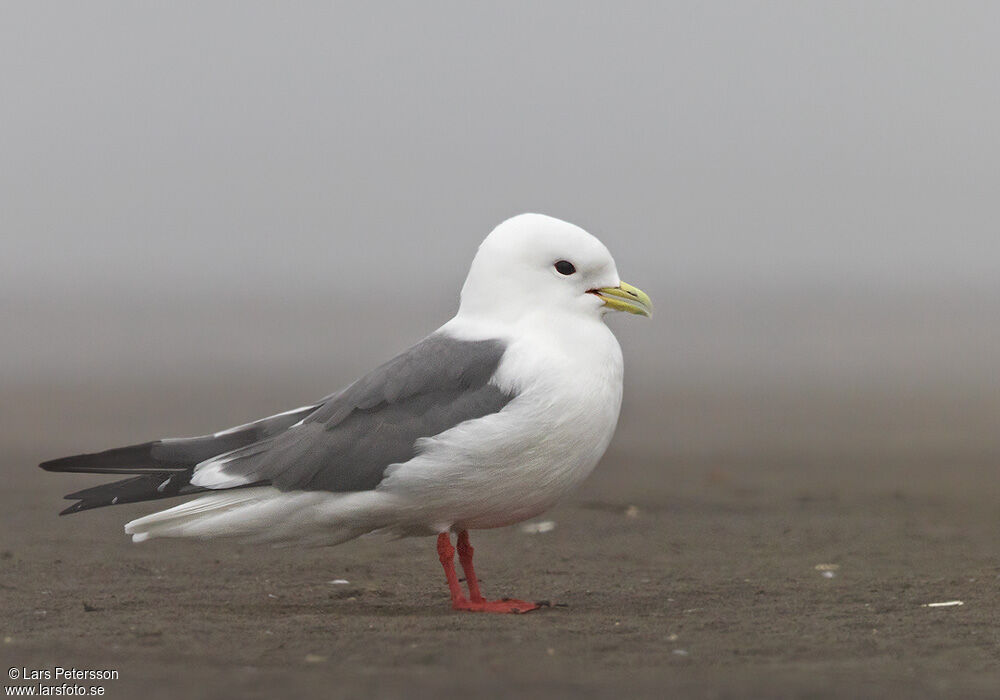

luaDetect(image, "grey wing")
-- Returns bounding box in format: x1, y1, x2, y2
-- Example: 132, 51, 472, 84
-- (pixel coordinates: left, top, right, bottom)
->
195, 333, 514, 493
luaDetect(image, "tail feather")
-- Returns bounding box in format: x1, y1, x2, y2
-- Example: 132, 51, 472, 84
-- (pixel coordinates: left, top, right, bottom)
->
122, 487, 382, 545
124, 487, 274, 541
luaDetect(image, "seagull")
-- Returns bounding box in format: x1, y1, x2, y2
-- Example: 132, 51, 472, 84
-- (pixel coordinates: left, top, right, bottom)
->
40, 213, 651, 614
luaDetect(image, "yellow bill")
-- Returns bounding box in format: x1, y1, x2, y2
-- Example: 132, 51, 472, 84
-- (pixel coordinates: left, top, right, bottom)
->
591, 281, 653, 317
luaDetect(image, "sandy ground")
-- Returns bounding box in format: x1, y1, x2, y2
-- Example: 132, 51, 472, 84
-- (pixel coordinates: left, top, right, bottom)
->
2, 378, 999, 699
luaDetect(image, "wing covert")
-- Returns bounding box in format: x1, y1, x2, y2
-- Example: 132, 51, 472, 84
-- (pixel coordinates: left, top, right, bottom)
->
194, 334, 513, 492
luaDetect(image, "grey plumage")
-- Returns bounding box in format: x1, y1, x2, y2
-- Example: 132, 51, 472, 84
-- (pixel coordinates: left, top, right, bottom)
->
207, 333, 513, 492
40, 333, 514, 512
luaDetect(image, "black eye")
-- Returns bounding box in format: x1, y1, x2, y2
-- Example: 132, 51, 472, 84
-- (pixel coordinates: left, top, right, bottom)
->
554, 260, 576, 275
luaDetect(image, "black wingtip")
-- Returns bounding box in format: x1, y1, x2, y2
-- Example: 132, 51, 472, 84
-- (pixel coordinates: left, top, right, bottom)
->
37, 442, 190, 475
40, 456, 74, 472
52, 474, 209, 516
58, 501, 87, 516
39, 451, 126, 473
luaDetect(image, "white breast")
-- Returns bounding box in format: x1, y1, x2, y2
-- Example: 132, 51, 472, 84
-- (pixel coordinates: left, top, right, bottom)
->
377, 310, 624, 532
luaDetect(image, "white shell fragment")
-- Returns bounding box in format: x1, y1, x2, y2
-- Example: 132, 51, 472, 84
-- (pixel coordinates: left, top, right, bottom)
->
814, 563, 839, 578
520, 520, 556, 534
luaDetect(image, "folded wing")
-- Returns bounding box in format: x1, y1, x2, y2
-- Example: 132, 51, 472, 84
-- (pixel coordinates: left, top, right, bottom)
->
41, 333, 515, 514
192, 333, 514, 492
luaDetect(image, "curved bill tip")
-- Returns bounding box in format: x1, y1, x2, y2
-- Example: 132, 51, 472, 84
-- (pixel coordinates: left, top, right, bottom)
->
592, 281, 653, 317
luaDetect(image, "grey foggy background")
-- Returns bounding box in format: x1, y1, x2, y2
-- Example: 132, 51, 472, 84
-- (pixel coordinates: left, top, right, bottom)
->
6, 7, 1000, 695
2, 2, 998, 413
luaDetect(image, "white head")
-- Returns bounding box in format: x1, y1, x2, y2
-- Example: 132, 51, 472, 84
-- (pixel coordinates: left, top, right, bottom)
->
457, 214, 652, 324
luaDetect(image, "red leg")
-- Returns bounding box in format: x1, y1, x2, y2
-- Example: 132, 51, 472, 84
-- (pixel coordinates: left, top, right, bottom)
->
456, 530, 484, 602
436, 532, 466, 606
436, 531, 540, 614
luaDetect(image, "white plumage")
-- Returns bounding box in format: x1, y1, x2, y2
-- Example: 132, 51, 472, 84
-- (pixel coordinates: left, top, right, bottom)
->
46, 213, 650, 613
126, 213, 636, 544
